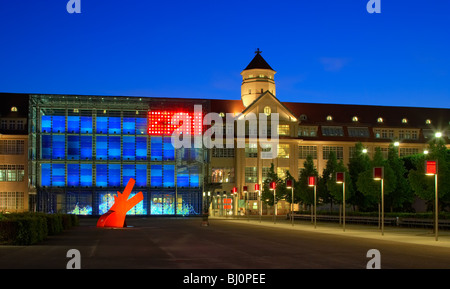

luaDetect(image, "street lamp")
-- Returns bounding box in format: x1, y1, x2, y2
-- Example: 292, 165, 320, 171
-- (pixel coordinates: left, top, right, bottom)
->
425, 160, 438, 241
270, 181, 276, 224
286, 179, 294, 226
243, 186, 249, 221
232, 187, 238, 218
255, 184, 261, 223
336, 172, 346, 232
435, 132, 442, 138
373, 167, 384, 236
308, 176, 317, 228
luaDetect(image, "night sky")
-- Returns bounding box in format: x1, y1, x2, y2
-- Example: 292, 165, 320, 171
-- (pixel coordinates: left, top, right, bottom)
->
0, 0, 449, 108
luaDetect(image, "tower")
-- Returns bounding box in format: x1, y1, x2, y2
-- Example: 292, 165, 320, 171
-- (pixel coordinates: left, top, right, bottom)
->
241, 49, 276, 107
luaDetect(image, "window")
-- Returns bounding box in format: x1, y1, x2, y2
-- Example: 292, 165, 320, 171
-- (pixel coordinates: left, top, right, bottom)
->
298, 126, 317, 137
326, 115, 333, 121
0, 192, 24, 211
352, 116, 359, 122
377, 117, 384, 123
264, 106, 271, 116
278, 125, 290, 136
321, 126, 344, 137
245, 143, 258, 158
402, 118, 408, 124
262, 167, 271, 183
11, 107, 18, 112
0, 165, 24, 182
245, 167, 257, 183
211, 168, 234, 183
277, 144, 290, 158
348, 127, 370, 138
323, 146, 344, 160
212, 147, 235, 158
299, 145, 317, 159
400, 148, 419, 157
0, 140, 25, 155
426, 119, 431, 124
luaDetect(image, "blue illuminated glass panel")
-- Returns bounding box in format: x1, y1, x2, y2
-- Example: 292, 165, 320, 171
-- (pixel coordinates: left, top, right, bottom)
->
80, 116, 93, 133
177, 165, 189, 187
136, 118, 147, 135
52, 164, 65, 187
108, 164, 121, 187
123, 165, 135, 186
123, 136, 135, 160
67, 135, 80, 160
163, 165, 175, 188
136, 137, 147, 160
96, 136, 107, 160
163, 137, 174, 160
42, 135, 52, 159
52, 116, 65, 133
80, 164, 92, 187
189, 165, 200, 188
80, 136, 92, 160
96, 117, 108, 134
136, 165, 147, 187
41, 116, 52, 133
96, 164, 107, 187
108, 136, 121, 160
151, 165, 162, 187
52, 135, 65, 159
123, 118, 135, 134
41, 163, 51, 186
68, 116, 80, 133
151, 137, 162, 161
108, 117, 121, 134
67, 164, 80, 187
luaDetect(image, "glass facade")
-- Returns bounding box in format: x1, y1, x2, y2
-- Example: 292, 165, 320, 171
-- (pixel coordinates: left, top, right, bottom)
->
30, 95, 205, 216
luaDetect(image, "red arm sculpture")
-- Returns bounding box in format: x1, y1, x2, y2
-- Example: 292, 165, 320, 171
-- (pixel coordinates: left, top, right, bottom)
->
97, 178, 144, 228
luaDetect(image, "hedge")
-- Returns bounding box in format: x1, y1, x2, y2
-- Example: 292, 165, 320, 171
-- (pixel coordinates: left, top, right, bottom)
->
0, 213, 79, 245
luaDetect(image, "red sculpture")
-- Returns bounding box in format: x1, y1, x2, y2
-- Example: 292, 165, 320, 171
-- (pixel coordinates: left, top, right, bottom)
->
97, 178, 144, 228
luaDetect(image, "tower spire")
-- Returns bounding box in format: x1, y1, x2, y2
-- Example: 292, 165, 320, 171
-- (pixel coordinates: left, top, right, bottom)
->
255, 48, 262, 55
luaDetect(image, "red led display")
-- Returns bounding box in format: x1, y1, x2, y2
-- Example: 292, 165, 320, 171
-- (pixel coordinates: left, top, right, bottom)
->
148, 110, 203, 136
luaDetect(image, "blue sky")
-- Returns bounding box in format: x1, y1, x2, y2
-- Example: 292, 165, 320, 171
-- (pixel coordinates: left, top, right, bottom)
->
0, 0, 449, 108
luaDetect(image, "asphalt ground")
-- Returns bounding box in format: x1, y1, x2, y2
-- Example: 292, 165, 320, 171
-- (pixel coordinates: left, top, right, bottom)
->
1, 215, 449, 271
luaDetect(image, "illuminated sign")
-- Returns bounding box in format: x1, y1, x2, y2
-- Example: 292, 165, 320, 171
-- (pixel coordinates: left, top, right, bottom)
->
308, 176, 316, 187
148, 110, 203, 136
223, 198, 232, 210
373, 167, 384, 180
425, 160, 437, 175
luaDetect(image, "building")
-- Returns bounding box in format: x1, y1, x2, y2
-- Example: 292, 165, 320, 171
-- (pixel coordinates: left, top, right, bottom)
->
0, 51, 448, 215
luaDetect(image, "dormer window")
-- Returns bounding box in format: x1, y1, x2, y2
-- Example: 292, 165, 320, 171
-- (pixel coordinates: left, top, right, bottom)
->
11, 106, 18, 112
402, 118, 408, 124
377, 117, 383, 123
352, 116, 359, 122
426, 119, 431, 124
264, 106, 271, 116
326, 115, 333, 121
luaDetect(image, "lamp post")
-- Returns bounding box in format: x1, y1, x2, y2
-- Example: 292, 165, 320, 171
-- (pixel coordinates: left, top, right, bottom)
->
270, 181, 276, 224
243, 186, 249, 222
286, 179, 294, 226
255, 184, 261, 223
308, 176, 317, 228
336, 172, 345, 232
425, 160, 438, 241
373, 167, 384, 236
232, 187, 237, 218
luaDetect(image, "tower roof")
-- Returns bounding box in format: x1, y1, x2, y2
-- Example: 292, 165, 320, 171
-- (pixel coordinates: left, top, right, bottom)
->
243, 49, 274, 71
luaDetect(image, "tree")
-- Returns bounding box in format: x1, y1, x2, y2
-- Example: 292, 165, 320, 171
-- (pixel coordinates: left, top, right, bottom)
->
327, 160, 352, 205
298, 155, 319, 208
385, 144, 414, 211
356, 147, 396, 211
261, 163, 288, 207
348, 142, 371, 211
318, 151, 338, 210
408, 138, 450, 211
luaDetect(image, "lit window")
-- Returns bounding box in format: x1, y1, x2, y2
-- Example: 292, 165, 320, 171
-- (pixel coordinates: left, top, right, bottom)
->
377, 117, 383, 123
264, 106, 271, 116
11, 107, 18, 112
326, 115, 333, 121
352, 116, 358, 122
277, 144, 290, 158
426, 119, 431, 124
402, 118, 408, 124
73, 109, 79, 113
278, 125, 290, 136
219, 112, 225, 118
